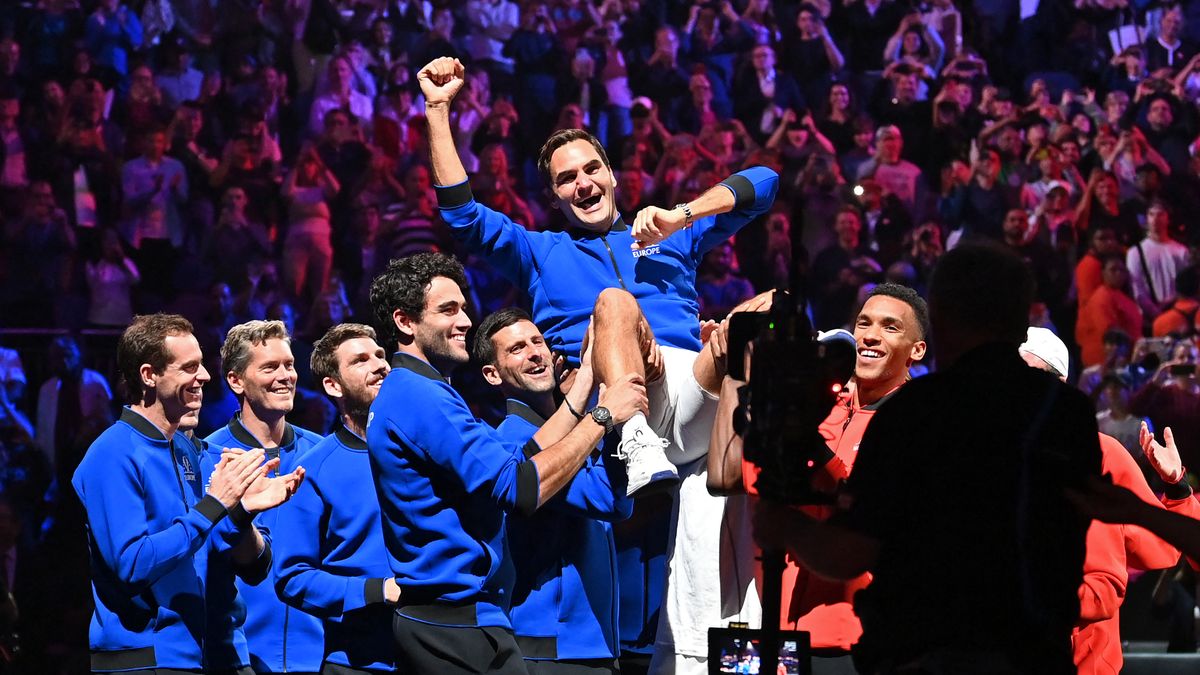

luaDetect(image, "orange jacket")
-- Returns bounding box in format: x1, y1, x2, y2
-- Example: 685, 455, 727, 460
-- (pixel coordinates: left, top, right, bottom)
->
1077, 286, 1144, 367
743, 388, 891, 650
1072, 433, 1200, 674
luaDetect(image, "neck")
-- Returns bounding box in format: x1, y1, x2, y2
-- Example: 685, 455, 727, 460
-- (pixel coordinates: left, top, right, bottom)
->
341, 411, 368, 439
512, 389, 556, 419
855, 376, 903, 407
130, 401, 178, 438
396, 342, 451, 375
240, 402, 287, 446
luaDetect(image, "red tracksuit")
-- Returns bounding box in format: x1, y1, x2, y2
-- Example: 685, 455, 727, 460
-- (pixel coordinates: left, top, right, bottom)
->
744, 388, 890, 650
1072, 433, 1200, 674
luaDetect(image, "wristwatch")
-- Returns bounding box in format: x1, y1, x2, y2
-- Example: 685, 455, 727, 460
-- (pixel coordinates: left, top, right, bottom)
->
589, 406, 614, 434
674, 202, 693, 227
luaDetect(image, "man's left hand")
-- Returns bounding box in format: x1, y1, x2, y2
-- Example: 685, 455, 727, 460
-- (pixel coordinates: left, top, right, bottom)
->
631, 205, 687, 249
242, 466, 306, 514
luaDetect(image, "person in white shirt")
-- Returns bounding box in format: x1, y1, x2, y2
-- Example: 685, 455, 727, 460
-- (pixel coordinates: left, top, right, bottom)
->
85, 229, 140, 327
308, 55, 374, 138
34, 336, 113, 481
1127, 201, 1190, 320
464, 0, 519, 72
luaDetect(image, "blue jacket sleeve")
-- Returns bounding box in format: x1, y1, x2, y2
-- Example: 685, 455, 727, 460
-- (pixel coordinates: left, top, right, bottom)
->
272, 467, 384, 619
689, 165, 780, 258
436, 181, 542, 290
394, 381, 541, 516
545, 451, 632, 522
76, 456, 228, 591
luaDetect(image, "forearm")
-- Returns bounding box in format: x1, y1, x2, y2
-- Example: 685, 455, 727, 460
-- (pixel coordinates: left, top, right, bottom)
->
230, 522, 266, 566
531, 418, 605, 506
779, 508, 879, 580
684, 180, 738, 220
707, 377, 745, 495
426, 104, 468, 186
1132, 503, 1200, 563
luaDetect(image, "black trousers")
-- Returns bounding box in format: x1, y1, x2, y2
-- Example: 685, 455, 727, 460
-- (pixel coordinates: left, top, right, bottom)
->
525, 658, 619, 674
392, 613, 529, 675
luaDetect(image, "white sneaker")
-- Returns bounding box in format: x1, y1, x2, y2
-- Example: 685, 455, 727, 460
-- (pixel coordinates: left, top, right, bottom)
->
616, 427, 679, 498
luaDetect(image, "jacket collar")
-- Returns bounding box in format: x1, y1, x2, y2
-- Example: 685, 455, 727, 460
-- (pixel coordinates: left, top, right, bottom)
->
227, 413, 295, 450
334, 423, 368, 450
391, 352, 445, 382
119, 406, 170, 443
506, 399, 548, 428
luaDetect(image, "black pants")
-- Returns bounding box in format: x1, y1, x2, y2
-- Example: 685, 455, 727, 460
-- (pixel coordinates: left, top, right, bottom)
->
525, 658, 619, 674
392, 614, 529, 675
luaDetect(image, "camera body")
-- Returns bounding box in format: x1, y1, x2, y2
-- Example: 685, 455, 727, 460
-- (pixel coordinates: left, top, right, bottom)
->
727, 292, 857, 505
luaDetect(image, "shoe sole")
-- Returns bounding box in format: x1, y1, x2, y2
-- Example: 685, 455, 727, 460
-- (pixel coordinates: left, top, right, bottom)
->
627, 470, 681, 499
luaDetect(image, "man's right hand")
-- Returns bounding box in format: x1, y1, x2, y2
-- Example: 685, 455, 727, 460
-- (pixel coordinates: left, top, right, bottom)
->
384, 577, 401, 604
419, 57, 465, 107
596, 373, 648, 424
207, 448, 268, 510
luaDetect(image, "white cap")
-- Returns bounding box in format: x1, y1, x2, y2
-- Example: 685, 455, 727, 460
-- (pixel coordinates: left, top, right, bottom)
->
1019, 327, 1070, 377
817, 328, 856, 346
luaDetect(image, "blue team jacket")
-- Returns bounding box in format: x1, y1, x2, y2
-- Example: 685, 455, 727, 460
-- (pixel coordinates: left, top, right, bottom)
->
71, 407, 264, 672
204, 416, 324, 673
436, 166, 779, 359
499, 400, 632, 661
366, 352, 541, 629
272, 425, 396, 672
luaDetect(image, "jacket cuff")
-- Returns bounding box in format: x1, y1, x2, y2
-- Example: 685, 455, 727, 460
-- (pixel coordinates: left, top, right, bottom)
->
719, 174, 755, 211
1164, 478, 1193, 501
196, 495, 228, 525
435, 180, 473, 209
365, 578, 386, 605
515, 460, 540, 517
229, 503, 255, 529
236, 535, 272, 585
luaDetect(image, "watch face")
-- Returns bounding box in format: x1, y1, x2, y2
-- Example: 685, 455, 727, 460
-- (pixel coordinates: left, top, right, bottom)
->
592, 407, 612, 424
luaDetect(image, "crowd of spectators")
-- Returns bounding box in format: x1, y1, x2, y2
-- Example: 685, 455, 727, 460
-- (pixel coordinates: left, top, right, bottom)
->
1, 0, 1200, 670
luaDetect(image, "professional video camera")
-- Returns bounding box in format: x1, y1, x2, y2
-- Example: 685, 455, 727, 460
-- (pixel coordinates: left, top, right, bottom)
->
726, 290, 857, 505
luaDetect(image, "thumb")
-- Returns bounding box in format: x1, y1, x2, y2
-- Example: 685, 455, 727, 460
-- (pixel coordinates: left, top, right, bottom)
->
598, 383, 607, 399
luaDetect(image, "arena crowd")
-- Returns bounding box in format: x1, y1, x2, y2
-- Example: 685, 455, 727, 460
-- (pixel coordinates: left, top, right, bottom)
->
1, 0, 1200, 674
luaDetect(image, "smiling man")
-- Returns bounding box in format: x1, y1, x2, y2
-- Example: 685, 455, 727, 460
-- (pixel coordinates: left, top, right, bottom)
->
418, 57, 779, 498
473, 308, 638, 674
205, 320, 325, 674
272, 323, 400, 674
72, 313, 302, 674
367, 253, 647, 673
708, 283, 928, 660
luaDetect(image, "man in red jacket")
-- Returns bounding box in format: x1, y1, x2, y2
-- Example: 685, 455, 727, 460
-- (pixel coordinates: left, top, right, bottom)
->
1020, 327, 1200, 674
707, 283, 928, 657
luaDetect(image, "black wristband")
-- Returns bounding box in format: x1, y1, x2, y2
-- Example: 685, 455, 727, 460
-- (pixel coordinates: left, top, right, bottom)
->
564, 397, 585, 420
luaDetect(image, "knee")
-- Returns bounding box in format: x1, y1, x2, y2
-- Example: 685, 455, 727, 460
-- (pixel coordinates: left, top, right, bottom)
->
593, 287, 639, 322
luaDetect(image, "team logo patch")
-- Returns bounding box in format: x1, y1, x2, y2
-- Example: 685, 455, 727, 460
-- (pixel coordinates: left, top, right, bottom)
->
632, 245, 661, 258
367, 411, 375, 430
181, 455, 197, 484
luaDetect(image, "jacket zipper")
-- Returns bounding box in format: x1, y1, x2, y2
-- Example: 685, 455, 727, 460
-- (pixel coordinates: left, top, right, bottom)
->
599, 235, 628, 290
282, 605, 289, 672
169, 440, 188, 510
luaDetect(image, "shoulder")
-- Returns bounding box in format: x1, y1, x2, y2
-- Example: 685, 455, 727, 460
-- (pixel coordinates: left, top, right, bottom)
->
293, 425, 325, 448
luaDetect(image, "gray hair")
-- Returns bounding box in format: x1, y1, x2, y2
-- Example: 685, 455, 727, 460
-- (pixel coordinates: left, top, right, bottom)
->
221, 320, 291, 378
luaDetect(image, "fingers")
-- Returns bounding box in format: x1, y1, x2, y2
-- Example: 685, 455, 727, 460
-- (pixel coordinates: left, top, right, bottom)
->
1140, 421, 1152, 453
1164, 426, 1176, 450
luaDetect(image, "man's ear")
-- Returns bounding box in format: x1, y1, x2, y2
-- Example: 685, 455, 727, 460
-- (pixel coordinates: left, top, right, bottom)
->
910, 340, 928, 363
322, 376, 343, 400
393, 308, 417, 340
138, 363, 157, 391
226, 370, 245, 396
482, 364, 503, 387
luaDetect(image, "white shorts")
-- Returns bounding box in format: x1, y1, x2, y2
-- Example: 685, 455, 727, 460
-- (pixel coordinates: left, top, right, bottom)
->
646, 346, 719, 467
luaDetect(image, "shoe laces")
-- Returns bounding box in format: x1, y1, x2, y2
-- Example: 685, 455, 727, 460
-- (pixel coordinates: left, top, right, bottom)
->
614, 428, 669, 462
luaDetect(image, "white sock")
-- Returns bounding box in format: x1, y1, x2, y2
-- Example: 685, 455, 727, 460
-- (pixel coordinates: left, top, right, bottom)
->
620, 412, 652, 442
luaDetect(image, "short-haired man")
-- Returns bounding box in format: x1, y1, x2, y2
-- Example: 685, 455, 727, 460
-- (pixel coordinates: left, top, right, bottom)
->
272, 323, 399, 674
755, 245, 1103, 673
71, 314, 302, 673
1127, 200, 1190, 319
419, 57, 779, 497
205, 319, 325, 673
368, 253, 647, 673
1019, 326, 1200, 674
709, 284, 928, 657
472, 308, 639, 673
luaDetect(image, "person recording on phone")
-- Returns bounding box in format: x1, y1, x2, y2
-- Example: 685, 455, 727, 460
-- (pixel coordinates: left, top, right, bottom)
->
708, 283, 927, 662
751, 244, 1102, 675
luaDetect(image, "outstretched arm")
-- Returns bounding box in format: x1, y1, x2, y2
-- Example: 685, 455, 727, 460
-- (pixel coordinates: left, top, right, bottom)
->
421, 58, 469, 187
